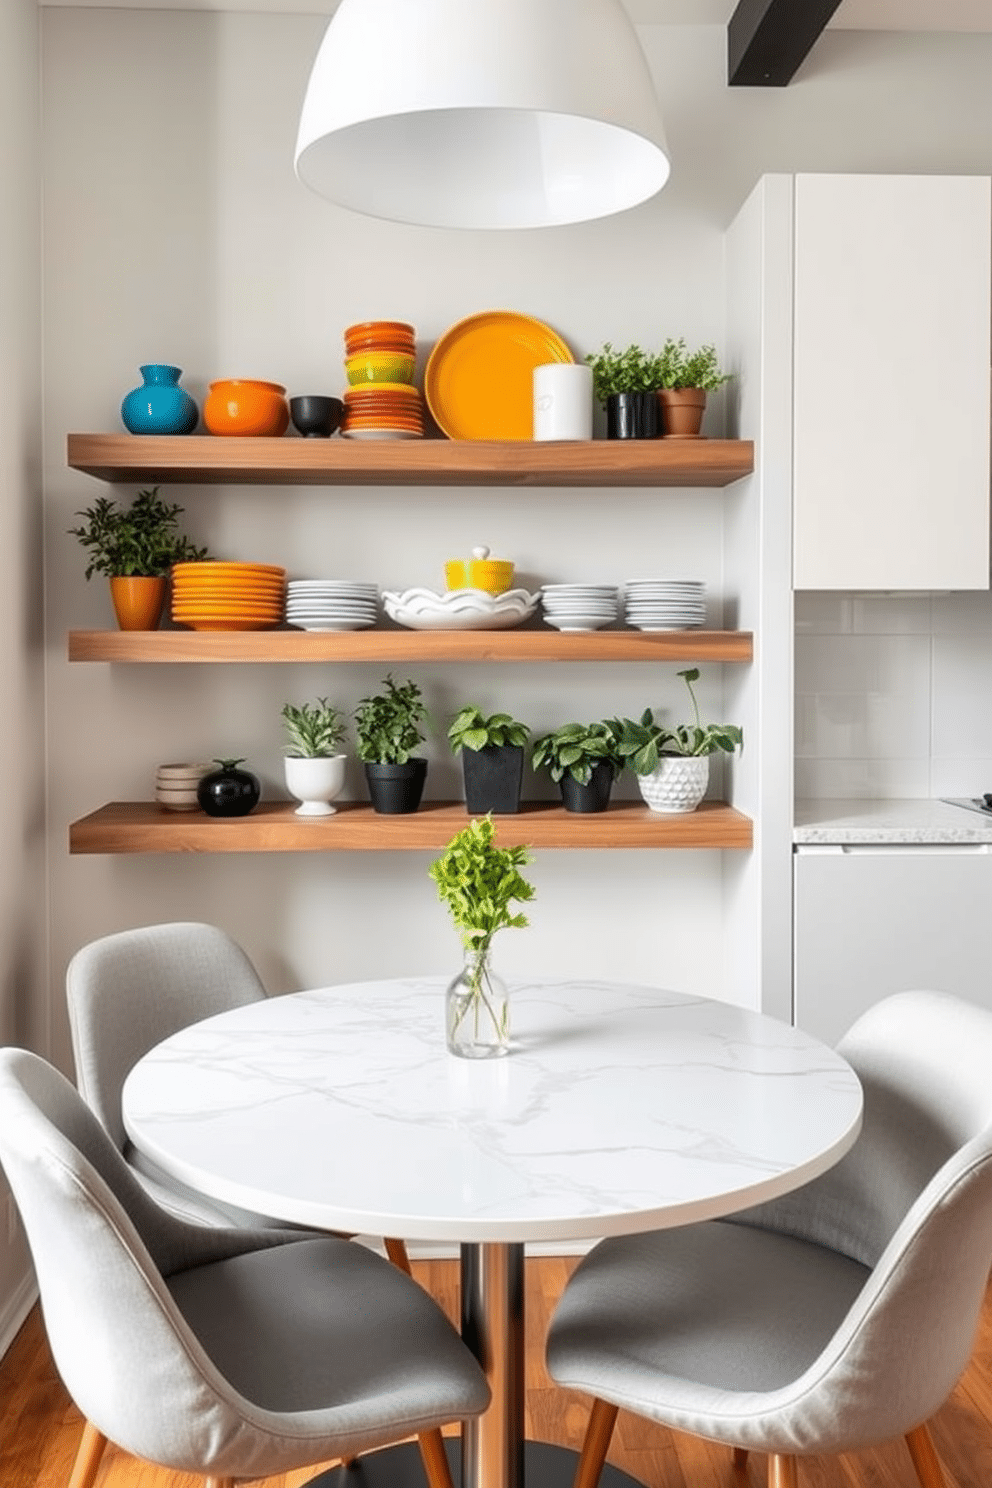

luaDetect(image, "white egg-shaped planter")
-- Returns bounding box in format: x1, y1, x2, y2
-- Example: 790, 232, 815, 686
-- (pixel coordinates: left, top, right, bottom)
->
284, 754, 347, 816
637, 755, 709, 814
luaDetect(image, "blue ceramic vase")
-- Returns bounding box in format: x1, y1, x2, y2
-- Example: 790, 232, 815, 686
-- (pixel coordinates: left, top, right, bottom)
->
121, 364, 198, 435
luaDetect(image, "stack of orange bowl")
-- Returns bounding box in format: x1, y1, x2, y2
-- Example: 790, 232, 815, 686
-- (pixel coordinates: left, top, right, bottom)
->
341, 320, 424, 439
171, 561, 287, 632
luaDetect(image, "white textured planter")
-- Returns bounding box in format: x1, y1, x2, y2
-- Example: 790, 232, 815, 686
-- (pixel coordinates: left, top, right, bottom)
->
284, 754, 346, 816
637, 755, 709, 813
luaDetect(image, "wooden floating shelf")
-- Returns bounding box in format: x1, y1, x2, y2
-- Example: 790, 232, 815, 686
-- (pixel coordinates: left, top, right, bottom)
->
69, 801, 753, 854
68, 629, 754, 664
67, 434, 754, 489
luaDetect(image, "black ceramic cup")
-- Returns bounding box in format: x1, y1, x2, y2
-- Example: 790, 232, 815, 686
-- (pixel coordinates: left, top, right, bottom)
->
290, 395, 344, 438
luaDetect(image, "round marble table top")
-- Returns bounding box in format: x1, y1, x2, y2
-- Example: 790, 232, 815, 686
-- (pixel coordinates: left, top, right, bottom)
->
122, 977, 863, 1243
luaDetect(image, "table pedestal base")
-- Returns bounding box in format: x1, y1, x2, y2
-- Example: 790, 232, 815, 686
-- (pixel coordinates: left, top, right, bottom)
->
306, 1437, 644, 1488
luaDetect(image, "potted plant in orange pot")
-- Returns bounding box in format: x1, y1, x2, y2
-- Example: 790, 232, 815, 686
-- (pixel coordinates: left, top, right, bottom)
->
68, 486, 209, 629
654, 339, 731, 439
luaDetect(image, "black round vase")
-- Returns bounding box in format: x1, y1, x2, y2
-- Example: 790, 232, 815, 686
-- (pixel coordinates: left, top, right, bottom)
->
197, 760, 261, 817
559, 761, 615, 814
364, 759, 428, 815
606, 391, 659, 440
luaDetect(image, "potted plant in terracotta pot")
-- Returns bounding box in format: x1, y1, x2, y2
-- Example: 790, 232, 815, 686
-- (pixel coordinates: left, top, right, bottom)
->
447, 706, 529, 816
531, 719, 624, 813
429, 814, 535, 1059
654, 338, 731, 439
281, 696, 348, 817
584, 342, 660, 440
354, 674, 429, 814
610, 668, 743, 813
68, 486, 209, 630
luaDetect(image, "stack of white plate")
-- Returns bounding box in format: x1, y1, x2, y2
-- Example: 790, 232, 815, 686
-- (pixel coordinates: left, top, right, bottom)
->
155, 762, 210, 813
285, 580, 379, 633
623, 579, 707, 631
540, 584, 620, 633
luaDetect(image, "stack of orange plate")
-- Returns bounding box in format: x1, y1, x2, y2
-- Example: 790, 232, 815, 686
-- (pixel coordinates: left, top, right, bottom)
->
344, 320, 416, 358
341, 381, 425, 440
171, 561, 286, 632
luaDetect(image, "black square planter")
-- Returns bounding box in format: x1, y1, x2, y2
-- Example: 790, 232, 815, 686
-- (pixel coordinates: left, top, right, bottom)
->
462, 744, 524, 815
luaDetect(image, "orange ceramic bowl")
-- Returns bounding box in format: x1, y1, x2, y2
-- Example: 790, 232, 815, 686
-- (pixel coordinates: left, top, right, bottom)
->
203, 379, 290, 437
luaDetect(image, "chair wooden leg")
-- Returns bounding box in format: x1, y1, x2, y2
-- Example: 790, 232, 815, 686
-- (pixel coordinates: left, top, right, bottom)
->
204, 1478, 235, 1488
417, 1424, 456, 1488
573, 1399, 620, 1488
768, 1455, 799, 1488
385, 1235, 413, 1272
383, 1235, 453, 1488
68, 1420, 107, 1488
905, 1424, 949, 1488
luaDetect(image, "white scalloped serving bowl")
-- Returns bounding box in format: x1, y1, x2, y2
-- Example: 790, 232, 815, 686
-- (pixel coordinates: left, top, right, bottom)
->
382, 587, 539, 631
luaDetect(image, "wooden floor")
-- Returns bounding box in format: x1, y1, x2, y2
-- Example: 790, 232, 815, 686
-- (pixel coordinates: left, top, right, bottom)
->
3, 1255, 992, 1488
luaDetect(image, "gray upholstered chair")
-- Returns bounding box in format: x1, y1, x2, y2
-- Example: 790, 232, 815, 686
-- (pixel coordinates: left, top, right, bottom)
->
0, 1047, 489, 1488
66, 921, 270, 1225
546, 990, 992, 1488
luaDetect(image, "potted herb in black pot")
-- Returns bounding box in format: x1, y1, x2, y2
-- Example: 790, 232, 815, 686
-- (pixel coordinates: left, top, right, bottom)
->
447, 706, 529, 816
585, 342, 660, 440
354, 674, 429, 814
531, 720, 623, 814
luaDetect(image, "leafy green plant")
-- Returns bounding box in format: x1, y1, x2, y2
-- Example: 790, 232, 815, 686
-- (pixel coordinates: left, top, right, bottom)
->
447, 706, 529, 754
585, 338, 731, 405
281, 697, 347, 758
610, 669, 744, 773
68, 487, 209, 579
429, 814, 535, 956
353, 674, 427, 764
585, 342, 660, 404
654, 338, 731, 392
530, 720, 623, 786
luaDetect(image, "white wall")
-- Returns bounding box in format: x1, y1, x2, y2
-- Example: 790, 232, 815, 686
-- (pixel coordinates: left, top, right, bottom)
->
0, 0, 46, 1352
37, 17, 992, 1063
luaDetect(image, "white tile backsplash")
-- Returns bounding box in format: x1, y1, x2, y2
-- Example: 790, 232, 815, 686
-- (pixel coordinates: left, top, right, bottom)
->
795, 590, 992, 799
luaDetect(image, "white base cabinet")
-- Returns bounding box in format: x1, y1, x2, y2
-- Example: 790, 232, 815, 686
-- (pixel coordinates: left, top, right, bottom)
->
791, 173, 991, 592
793, 843, 992, 1046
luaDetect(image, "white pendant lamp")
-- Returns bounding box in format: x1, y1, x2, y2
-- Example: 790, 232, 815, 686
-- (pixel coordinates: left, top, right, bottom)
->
294, 0, 670, 230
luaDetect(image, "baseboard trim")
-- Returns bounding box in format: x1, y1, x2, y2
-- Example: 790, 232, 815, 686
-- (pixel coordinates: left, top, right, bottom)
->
0, 1270, 38, 1359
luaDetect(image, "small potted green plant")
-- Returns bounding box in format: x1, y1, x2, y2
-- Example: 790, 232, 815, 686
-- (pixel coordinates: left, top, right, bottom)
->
447, 706, 530, 816
281, 697, 348, 817
353, 674, 429, 814
610, 668, 743, 814
530, 719, 623, 814
584, 342, 660, 440
68, 486, 209, 630
429, 814, 536, 1058
653, 337, 731, 438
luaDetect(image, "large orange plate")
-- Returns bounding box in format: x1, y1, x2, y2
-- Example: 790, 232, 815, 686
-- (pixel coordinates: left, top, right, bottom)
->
425, 310, 574, 441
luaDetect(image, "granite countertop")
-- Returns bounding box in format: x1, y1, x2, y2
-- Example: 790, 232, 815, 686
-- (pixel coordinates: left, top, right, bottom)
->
794, 798, 992, 845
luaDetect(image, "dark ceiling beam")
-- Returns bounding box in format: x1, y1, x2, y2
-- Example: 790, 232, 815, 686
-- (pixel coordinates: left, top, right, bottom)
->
728, 0, 845, 86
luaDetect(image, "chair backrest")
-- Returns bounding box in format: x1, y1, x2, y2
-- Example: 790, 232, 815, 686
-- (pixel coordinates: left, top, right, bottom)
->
0, 1047, 266, 1469
66, 922, 267, 1152
736, 990, 992, 1449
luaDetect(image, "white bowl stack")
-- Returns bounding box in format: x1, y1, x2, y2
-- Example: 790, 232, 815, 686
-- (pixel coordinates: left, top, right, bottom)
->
155, 762, 211, 813
623, 579, 706, 631
539, 584, 620, 632
286, 580, 379, 632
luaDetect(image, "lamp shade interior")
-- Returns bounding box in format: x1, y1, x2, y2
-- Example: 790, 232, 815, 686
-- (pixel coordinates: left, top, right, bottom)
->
294, 0, 670, 230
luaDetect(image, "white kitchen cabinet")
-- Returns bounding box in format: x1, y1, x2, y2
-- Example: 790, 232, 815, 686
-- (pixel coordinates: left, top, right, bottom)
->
793, 843, 992, 1046
792, 173, 991, 591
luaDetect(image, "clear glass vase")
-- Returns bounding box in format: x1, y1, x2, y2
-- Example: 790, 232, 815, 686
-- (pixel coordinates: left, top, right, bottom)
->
445, 948, 510, 1059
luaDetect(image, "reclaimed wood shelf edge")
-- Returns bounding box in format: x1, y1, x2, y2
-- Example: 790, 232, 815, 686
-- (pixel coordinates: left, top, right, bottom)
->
69, 800, 754, 853
68, 629, 755, 664
66, 434, 755, 488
